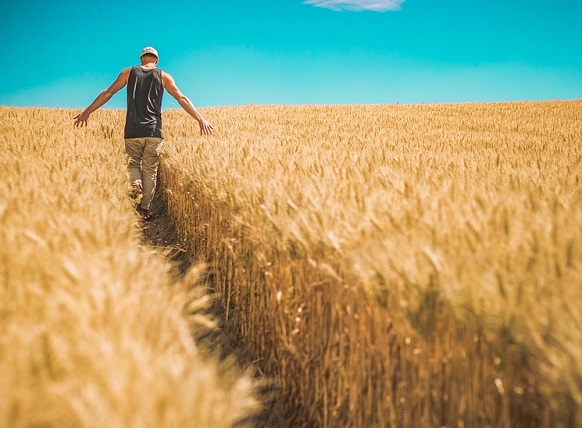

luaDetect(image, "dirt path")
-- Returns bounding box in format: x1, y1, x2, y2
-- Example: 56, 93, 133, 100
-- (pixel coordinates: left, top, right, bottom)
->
138, 188, 296, 428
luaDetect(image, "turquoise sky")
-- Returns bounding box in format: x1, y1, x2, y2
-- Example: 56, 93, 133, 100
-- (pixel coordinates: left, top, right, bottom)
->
2, 0, 581, 108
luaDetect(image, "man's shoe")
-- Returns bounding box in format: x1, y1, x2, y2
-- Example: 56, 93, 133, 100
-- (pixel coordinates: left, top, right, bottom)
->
136, 206, 153, 221
130, 183, 143, 200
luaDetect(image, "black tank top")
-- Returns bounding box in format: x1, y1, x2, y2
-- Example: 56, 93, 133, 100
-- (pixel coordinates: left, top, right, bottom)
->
124, 66, 164, 138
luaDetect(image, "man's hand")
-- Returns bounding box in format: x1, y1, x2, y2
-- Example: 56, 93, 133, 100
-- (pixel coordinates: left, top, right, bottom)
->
199, 119, 214, 135
73, 111, 90, 127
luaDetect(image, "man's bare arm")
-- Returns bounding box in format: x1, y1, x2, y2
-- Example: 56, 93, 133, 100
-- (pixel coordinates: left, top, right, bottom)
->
163, 71, 213, 135
74, 68, 130, 127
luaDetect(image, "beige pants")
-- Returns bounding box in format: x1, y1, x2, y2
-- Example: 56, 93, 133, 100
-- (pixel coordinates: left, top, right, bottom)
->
124, 137, 164, 211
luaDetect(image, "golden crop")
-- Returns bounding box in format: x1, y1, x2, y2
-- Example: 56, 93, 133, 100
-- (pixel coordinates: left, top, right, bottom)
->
159, 101, 582, 427
0, 107, 256, 428
2, 101, 580, 427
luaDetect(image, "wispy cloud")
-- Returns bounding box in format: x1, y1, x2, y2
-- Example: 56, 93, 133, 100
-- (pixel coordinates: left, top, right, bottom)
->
303, 0, 405, 12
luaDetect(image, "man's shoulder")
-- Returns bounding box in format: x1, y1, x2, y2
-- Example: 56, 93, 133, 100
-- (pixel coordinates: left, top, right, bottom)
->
161, 69, 174, 81
120, 66, 136, 76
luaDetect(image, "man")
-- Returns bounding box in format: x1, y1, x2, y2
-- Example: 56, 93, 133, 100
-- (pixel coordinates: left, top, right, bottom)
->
74, 46, 213, 220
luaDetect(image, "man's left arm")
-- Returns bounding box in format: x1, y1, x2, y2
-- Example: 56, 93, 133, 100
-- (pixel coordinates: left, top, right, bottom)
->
74, 68, 130, 127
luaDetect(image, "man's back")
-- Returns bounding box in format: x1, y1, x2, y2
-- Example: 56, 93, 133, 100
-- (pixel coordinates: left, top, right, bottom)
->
124, 66, 164, 139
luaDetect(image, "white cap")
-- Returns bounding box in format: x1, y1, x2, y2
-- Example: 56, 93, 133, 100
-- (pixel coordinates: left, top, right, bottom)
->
140, 46, 159, 59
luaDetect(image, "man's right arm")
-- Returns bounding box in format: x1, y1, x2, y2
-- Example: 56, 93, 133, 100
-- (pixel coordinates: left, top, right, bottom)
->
74, 68, 131, 127
162, 71, 213, 135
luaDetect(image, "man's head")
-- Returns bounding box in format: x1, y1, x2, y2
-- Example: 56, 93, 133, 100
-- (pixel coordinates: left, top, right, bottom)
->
140, 46, 159, 64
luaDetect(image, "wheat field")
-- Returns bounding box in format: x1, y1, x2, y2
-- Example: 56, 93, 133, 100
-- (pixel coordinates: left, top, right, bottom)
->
159, 101, 581, 427
1, 101, 580, 427
0, 107, 257, 427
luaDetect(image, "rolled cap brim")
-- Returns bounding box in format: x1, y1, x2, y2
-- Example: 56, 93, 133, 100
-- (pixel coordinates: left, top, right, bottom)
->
140, 47, 159, 58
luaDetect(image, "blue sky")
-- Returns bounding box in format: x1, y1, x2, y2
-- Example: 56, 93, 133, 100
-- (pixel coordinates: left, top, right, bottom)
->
2, 0, 581, 108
